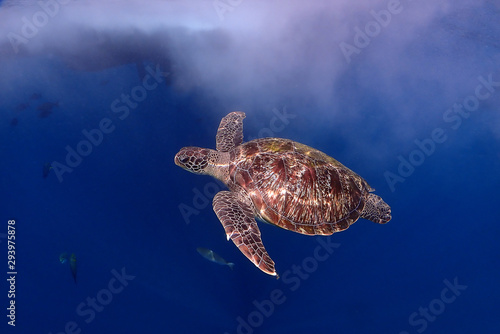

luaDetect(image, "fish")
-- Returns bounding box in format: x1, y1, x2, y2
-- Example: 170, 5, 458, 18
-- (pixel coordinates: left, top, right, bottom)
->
70, 253, 77, 283
59, 252, 77, 283
43, 162, 52, 178
59, 252, 68, 264
10, 118, 18, 126
30, 93, 42, 100
196, 247, 234, 270
37, 102, 59, 118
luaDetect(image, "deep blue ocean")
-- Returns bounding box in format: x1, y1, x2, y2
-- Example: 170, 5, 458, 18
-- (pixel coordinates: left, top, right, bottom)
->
1, 1, 499, 333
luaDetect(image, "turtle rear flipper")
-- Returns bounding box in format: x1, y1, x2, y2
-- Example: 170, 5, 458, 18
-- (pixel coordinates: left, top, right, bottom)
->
361, 194, 391, 224
213, 191, 278, 277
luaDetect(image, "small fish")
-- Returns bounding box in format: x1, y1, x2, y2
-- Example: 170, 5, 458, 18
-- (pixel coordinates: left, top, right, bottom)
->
30, 93, 42, 100
59, 252, 68, 264
59, 252, 77, 283
10, 118, 18, 126
196, 247, 234, 270
70, 253, 77, 283
15, 103, 29, 112
37, 102, 59, 118
42, 162, 52, 178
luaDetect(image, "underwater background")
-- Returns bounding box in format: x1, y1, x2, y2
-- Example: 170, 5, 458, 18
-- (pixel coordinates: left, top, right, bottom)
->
0, 0, 499, 333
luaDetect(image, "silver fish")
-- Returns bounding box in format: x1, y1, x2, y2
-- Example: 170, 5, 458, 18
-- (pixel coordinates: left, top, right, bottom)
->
196, 247, 234, 270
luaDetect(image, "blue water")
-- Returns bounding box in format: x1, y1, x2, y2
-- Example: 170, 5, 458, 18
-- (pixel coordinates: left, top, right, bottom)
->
1, 1, 499, 333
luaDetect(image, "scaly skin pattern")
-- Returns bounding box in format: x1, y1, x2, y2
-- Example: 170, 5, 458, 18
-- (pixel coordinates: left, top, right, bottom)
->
227, 138, 372, 235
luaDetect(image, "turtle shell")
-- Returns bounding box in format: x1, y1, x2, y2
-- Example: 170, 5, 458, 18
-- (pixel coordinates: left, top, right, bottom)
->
228, 138, 372, 235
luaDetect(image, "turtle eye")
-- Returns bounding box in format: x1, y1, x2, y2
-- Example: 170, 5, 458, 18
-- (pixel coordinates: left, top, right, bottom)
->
175, 154, 193, 168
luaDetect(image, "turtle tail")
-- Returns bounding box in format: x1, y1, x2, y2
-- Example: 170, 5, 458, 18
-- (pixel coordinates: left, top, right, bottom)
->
361, 194, 391, 224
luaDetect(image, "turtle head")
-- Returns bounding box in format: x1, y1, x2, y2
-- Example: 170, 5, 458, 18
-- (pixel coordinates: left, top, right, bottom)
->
174, 147, 213, 174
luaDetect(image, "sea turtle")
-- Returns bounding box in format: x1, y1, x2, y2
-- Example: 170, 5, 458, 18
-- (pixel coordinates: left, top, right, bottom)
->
175, 112, 391, 277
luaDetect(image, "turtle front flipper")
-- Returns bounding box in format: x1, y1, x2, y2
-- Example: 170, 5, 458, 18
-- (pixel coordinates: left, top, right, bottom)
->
216, 111, 246, 152
213, 191, 277, 277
